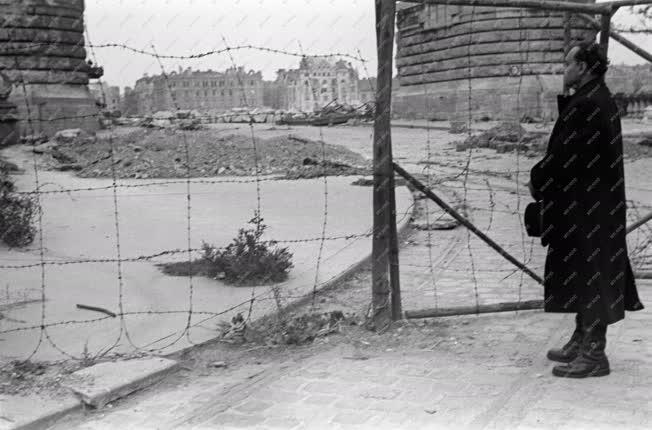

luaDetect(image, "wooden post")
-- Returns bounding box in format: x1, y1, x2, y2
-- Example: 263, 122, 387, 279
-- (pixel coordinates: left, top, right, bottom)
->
388, 152, 402, 321
372, 0, 397, 330
627, 210, 652, 234
563, 12, 572, 56
600, 12, 611, 56
384, 1, 401, 321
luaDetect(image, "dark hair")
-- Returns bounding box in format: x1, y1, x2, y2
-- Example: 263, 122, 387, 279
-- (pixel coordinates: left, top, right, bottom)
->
570, 41, 609, 77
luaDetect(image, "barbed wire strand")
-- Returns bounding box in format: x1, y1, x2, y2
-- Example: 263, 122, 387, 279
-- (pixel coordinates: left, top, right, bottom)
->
149, 42, 198, 351
219, 36, 267, 325
10, 53, 46, 362
84, 23, 127, 359
463, 5, 481, 315
294, 41, 330, 310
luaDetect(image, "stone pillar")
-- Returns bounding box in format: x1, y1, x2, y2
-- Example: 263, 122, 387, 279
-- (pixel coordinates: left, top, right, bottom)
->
0, 0, 102, 136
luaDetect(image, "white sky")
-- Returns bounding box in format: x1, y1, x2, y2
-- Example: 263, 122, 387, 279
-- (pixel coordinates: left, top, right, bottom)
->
84, 0, 652, 90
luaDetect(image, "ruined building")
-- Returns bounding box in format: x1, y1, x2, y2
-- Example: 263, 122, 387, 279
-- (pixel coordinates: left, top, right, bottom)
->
1, 0, 104, 135
276, 58, 361, 112
131, 67, 265, 115
394, 1, 597, 121
88, 82, 121, 112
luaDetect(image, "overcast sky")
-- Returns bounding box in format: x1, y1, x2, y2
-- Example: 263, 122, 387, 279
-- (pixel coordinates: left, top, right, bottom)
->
84, 0, 652, 90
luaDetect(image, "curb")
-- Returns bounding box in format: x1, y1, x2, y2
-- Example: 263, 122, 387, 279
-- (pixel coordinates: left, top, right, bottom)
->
8, 398, 83, 430
9, 358, 180, 430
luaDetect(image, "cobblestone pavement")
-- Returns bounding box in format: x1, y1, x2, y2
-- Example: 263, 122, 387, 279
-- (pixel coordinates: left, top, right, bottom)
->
51, 284, 651, 430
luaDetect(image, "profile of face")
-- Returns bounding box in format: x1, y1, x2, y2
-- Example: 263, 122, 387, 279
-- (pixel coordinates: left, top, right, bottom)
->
563, 46, 587, 90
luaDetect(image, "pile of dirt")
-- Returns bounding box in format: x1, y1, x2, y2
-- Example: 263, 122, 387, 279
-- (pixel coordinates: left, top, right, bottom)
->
35, 129, 371, 179
453, 122, 546, 156
625, 134, 652, 161
0, 156, 19, 192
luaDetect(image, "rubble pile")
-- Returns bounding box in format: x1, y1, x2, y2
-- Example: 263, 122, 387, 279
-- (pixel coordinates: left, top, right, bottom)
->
34, 128, 370, 179
454, 122, 546, 156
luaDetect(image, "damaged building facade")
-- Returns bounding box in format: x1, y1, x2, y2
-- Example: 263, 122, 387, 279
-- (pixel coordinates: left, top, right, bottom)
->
393, 1, 597, 121
1, 0, 104, 135
131, 67, 265, 115
276, 58, 361, 112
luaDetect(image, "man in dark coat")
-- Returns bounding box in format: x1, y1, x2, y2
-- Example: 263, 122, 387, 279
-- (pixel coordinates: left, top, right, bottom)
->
528, 41, 644, 378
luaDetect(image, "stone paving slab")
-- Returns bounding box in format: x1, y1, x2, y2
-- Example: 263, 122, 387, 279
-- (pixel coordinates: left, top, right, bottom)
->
63, 357, 179, 409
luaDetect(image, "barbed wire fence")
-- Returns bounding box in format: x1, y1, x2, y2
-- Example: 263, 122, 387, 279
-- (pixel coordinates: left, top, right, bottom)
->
0, 29, 398, 364
1, 3, 651, 365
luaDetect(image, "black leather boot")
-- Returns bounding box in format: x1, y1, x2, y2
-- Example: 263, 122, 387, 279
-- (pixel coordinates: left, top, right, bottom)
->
552, 323, 610, 378
547, 313, 583, 363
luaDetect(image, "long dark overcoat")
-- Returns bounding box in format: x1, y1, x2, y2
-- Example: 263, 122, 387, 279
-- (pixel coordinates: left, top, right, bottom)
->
530, 77, 644, 325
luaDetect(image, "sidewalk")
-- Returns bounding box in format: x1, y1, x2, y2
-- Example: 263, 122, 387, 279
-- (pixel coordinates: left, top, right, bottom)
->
47, 279, 651, 430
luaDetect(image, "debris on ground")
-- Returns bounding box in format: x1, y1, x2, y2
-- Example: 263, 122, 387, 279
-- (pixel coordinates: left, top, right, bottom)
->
217, 310, 349, 347
31, 128, 370, 179
0, 360, 75, 397
624, 135, 652, 161
350, 177, 408, 187
453, 122, 545, 156
19, 133, 48, 145
278, 311, 345, 345
449, 121, 468, 134
409, 190, 463, 231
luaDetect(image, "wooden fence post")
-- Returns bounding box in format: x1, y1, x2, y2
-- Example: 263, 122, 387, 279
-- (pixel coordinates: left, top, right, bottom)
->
600, 11, 612, 55
372, 0, 398, 330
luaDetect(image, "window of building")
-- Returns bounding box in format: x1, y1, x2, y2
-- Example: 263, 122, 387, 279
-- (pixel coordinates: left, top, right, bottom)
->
204, 90, 208, 96
211, 81, 216, 87
220, 90, 224, 96
229, 89, 232, 96
213, 90, 216, 95
219, 81, 224, 86
249, 80, 254, 86
196, 91, 200, 96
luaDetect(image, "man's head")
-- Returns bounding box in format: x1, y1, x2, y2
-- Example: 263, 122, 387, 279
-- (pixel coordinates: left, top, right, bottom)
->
563, 41, 609, 90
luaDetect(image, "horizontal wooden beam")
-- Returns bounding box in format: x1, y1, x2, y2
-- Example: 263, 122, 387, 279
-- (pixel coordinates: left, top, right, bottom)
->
576, 13, 652, 63
602, 0, 652, 8
405, 300, 544, 318
405, 0, 611, 14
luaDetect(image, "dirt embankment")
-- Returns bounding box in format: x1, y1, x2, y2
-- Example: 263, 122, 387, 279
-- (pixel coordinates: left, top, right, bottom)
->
35, 128, 371, 179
